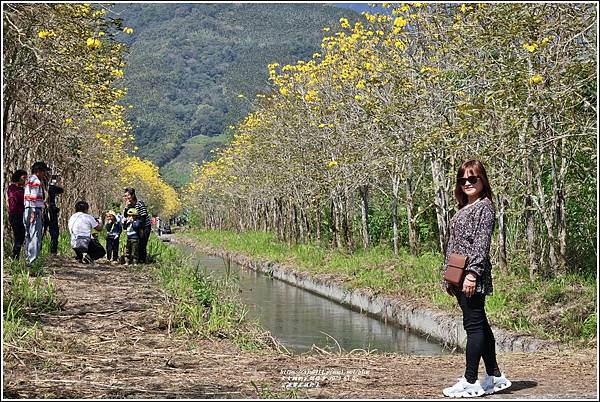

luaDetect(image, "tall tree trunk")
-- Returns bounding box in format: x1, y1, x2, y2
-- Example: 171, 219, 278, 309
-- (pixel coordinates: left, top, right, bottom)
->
497, 194, 508, 274
294, 203, 303, 243
525, 148, 539, 280
535, 154, 558, 276
391, 174, 400, 255
431, 154, 450, 255
524, 61, 540, 281
404, 177, 418, 256
554, 137, 568, 273
359, 185, 370, 249
276, 198, 284, 241
343, 186, 353, 250
315, 201, 321, 245
333, 197, 343, 249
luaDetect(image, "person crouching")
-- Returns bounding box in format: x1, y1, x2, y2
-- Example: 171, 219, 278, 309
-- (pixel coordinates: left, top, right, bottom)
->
123, 208, 141, 265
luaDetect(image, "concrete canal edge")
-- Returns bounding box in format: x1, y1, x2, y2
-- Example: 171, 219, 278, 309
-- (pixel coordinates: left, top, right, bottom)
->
171, 236, 561, 353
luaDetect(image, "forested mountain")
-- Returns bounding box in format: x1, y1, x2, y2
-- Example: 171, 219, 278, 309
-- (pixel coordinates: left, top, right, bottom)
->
113, 3, 360, 187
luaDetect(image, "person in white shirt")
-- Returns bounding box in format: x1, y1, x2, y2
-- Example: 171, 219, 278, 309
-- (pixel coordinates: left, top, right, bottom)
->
68, 201, 104, 263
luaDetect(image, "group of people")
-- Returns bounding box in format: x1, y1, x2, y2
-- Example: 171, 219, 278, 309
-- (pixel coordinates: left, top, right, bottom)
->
6, 162, 153, 267
7, 162, 63, 266
66, 187, 152, 265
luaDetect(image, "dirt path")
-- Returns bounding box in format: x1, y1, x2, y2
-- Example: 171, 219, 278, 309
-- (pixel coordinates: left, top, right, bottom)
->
3, 256, 597, 399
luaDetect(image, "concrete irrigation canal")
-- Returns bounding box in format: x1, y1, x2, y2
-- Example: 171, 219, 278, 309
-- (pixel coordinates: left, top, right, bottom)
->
176, 242, 450, 355
170, 235, 559, 355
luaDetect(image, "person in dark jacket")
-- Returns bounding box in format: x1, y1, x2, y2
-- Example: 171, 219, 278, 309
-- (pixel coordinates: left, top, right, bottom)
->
123, 187, 151, 263
442, 160, 511, 398
123, 207, 141, 265
6, 169, 28, 259
104, 210, 122, 263
44, 174, 64, 254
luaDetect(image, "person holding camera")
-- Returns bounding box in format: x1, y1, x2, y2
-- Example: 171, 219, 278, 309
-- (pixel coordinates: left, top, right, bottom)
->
44, 174, 64, 255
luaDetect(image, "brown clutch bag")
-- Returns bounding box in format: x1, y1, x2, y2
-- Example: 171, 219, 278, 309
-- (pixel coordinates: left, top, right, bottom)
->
444, 253, 469, 286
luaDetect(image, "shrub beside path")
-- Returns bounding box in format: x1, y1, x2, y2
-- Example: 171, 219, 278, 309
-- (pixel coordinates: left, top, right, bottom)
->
3, 256, 597, 399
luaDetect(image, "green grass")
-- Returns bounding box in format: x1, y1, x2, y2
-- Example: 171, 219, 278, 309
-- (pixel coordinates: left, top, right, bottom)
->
144, 235, 270, 350
190, 229, 597, 343
3, 242, 63, 345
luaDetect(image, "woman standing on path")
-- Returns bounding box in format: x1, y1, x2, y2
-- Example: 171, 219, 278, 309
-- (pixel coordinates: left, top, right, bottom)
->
123, 188, 151, 263
442, 160, 511, 398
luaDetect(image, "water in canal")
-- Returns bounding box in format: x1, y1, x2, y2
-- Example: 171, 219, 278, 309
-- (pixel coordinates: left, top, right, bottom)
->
176, 244, 451, 355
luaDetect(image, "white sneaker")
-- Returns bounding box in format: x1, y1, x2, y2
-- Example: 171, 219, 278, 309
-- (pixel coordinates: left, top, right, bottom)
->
443, 377, 485, 398
482, 372, 511, 394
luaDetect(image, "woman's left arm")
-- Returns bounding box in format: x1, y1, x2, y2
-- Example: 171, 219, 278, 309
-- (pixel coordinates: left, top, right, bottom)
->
466, 202, 495, 277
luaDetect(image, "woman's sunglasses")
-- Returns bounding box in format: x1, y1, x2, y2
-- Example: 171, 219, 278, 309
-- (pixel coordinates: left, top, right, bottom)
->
457, 176, 479, 186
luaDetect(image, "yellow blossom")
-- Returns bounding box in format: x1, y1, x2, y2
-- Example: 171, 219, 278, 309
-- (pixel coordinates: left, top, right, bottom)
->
38, 31, 54, 39
394, 40, 406, 49
523, 42, 538, 53
86, 37, 102, 49
529, 74, 543, 85
327, 160, 338, 168
394, 17, 408, 28
123, 27, 134, 34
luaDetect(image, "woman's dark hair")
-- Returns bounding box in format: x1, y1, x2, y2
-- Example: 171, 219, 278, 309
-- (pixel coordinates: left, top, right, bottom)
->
124, 187, 137, 203
11, 169, 27, 182
454, 160, 494, 209
75, 201, 89, 213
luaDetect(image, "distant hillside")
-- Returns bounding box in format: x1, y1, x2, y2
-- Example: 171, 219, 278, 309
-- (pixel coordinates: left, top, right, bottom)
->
113, 3, 360, 187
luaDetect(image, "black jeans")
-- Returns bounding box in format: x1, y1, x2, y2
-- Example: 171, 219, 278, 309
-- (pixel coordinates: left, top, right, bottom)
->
456, 292, 498, 383
48, 208, 60, 254
73, 237, 106, 262
9, 213, 25, 258
106, 236, 120, 261
138, 225, 151, 263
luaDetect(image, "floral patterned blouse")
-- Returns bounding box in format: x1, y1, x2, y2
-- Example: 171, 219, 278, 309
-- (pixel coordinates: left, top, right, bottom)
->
443, 197, 495, 295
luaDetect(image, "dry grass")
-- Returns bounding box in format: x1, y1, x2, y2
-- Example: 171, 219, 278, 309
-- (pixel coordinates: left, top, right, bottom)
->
3, 255, 597, 399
